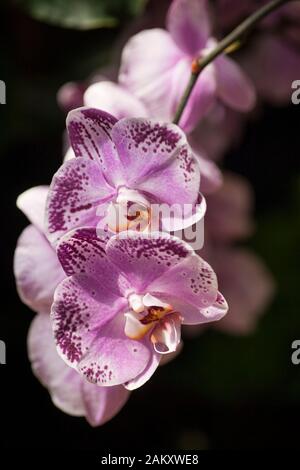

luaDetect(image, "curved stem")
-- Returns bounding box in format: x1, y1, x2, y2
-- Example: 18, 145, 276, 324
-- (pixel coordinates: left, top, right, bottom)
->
173, 0, 296, 125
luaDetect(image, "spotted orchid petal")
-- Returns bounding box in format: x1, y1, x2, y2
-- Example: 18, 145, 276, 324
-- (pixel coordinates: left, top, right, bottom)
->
155, 293, 227, 325
46, 158, 115, 245
67, 107, 115, 159
56, 227, 125, 298
111, 118, 201, 229
51, 274, 126, 369
67, 107, 125, 186
77, 313, 151, 387
147, 253, 219, 313
135, 141, 201, 208
111, 118, 191, 185
106, 232, 191, 292
200, 291, 229, 321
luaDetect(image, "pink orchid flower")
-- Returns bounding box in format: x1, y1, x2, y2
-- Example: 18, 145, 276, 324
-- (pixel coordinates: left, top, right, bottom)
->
52, 228, 228, 390
119, 0, 256, 132
46, 108, 204, 246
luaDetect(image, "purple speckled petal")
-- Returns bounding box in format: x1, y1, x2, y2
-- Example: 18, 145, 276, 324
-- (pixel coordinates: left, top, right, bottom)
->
78, 313, 150, 386
46, 157, 115, 245
124, 347, 161, 390
106, 232, 191, 292
14, 225, 65, 314
51, 274, 126, 368
111, 117, 188, 187
137, 143, 200, 210
200, 291, 228, 322
153, 291, 227, 325
67, 107, 125, 186
16, 185, 49, 233
28, 314, 130, 425
147, 252, 218, 311
167, 0, 211, 56
81, 380, 130, 426
216, 55, 256, 112
57, 227, 126, 297
84, 82, 149, 120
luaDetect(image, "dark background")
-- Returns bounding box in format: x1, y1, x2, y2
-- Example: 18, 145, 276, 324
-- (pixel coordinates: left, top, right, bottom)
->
1, 0, 300, 449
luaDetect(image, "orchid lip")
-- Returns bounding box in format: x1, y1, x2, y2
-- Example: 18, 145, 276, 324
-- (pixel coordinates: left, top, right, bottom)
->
106, 187, 151, 233
124, 293, 182, 354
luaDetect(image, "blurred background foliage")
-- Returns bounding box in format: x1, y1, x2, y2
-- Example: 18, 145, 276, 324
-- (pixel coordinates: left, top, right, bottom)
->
16, 0, 147, 29
1, 0, 300, 449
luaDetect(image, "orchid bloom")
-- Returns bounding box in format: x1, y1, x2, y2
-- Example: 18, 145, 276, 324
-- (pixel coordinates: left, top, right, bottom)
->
119, 0, 256, 133
52, 229, 228, 390
46, 108, 204, 245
